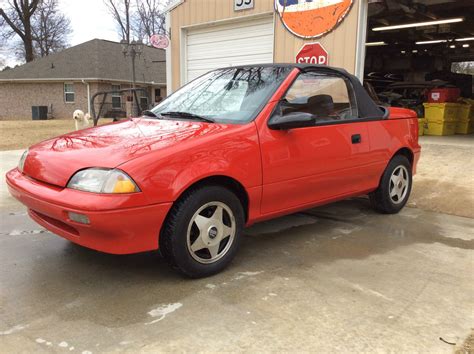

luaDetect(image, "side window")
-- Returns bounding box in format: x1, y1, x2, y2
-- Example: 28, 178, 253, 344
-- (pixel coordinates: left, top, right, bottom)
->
111, 84, 121, 109
64, 83, 75, 103
284, 73, 357, 123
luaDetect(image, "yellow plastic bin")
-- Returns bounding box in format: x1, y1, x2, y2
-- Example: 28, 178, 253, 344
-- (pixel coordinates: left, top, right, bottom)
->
455, 101, 472, 134
418, 118, 424, 136
424, 120, 456, 136
423, 103, 460, 123
457, 103, 471, 121
455, 121, 473, 134
460, 98, 474, 120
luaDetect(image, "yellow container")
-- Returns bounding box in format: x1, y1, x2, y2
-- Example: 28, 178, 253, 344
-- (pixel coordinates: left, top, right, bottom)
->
457, 103, 471, 122
425, 120, 456, 136
418, 118, 424, 136
455, 120, 474, 134
460, 98, 474, 120
423, 103, 460, 123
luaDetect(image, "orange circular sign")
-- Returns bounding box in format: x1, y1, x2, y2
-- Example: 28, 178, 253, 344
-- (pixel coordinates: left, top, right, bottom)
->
275, 0, 354, 39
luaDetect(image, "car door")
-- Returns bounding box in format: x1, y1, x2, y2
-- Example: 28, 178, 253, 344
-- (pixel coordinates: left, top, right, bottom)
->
258, 70, 375, 215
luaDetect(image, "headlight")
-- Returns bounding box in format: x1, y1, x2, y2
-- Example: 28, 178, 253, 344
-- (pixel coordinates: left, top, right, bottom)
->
18, 149, 28, 173
67, 168, 140, 194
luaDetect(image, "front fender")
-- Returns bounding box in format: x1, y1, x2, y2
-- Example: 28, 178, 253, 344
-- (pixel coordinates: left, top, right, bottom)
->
120, 122, 262, 204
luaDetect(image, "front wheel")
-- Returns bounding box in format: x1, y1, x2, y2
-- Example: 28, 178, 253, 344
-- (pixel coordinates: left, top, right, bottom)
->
369, 155, 412, 214
159, 186, 244, 278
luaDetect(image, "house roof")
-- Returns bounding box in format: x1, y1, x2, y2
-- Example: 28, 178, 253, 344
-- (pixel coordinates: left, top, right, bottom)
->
0, 39, 166, 85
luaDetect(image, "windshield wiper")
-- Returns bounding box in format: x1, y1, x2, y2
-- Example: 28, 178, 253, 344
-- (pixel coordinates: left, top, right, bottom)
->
160, 111, 215, 123
141, 110, 161, 118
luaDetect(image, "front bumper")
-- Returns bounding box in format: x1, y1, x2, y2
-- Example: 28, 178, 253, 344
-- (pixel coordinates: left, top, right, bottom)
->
6, 168, 172, 254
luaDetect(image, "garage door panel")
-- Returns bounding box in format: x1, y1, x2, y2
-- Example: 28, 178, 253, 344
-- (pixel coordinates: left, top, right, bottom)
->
187, 38, 274, 61
187, 25, 274, 46
187, 17, 273, 37
185, 16, 274, 83
187, 53, 276, 71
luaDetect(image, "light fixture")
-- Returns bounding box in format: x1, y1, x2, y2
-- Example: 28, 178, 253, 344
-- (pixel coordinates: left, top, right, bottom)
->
450, 45, 456, 48
463, 44, 470, 48
455, 37, 474, 42
372, 18, 463, 32
416, 39, 447, 45
412, 50, 418, 53
365, 41, 387, 46
401, 50, 406, 54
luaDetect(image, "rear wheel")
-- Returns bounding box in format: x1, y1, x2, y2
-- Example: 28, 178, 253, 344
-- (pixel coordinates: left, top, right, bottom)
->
369, 155, 412, 214
159, 186, 244, 278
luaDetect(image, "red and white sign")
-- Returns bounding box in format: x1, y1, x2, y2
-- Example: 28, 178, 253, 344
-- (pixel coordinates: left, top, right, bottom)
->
150, 34, 170, 49
295, 42, 328, 65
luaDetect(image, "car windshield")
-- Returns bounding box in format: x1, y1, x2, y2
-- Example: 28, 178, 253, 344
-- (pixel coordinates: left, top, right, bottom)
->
152, 66, 292, 124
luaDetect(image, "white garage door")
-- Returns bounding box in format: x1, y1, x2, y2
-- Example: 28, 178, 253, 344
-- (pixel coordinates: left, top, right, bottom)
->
185, 16, 274, 83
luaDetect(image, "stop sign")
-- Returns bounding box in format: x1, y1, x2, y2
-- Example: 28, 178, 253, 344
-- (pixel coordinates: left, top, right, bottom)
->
295, 42, 329, 65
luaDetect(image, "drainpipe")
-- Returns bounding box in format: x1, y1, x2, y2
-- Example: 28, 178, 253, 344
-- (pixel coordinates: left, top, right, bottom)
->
165, 11, 172, 95
81, 79, 91, 114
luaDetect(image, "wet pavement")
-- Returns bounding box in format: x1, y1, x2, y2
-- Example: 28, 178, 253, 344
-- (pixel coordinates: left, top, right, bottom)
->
1, 198, 473, 352
0, 139, 473, 352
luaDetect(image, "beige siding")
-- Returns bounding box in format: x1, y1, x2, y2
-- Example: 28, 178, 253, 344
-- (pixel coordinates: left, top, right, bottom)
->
170, 0, 361, 91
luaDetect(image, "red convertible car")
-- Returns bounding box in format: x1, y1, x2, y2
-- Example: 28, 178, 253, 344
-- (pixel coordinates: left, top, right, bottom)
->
7, 64, 420, 277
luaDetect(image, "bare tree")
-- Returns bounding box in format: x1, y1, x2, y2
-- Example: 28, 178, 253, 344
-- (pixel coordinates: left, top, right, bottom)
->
31, 0, 71, 57
134, 0, 168, 43
104, 0, 132, 43
0, 0, 40, 62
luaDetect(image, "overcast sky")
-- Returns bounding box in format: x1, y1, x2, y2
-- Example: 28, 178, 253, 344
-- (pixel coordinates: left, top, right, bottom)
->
1, 0, 120, 67
59, 0, 118, 45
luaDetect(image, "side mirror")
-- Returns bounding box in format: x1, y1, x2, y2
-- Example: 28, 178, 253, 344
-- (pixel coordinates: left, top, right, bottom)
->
268, 110, 315, 130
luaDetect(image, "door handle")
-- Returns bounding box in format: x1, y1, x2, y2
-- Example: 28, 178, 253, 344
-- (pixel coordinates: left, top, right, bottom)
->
352, 134, 361, 144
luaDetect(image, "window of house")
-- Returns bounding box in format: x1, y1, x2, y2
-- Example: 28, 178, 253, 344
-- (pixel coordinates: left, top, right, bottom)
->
283, 72, 356, 123
140, 96, 149, 110
64, 83, 75, 103
111, 84, 121, 109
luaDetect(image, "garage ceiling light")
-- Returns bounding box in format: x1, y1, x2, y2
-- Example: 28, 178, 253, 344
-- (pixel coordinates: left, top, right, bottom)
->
455, 37, 474, 42
463, 44, 470, 48
372, 18, 463, 32
416, 40, 447, 45
365, 41, 387, 46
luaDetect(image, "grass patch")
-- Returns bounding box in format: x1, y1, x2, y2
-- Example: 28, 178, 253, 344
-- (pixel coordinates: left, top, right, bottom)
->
0, 119, 113, 151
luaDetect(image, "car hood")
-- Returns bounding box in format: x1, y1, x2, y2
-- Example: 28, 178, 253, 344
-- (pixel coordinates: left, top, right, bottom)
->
23, 118, 238, 187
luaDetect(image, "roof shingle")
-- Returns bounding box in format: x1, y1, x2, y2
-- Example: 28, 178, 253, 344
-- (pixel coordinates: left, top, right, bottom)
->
0, 39, 166, 84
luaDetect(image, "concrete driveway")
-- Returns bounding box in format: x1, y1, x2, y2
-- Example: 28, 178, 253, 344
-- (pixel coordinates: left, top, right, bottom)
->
0, 137, 473, 353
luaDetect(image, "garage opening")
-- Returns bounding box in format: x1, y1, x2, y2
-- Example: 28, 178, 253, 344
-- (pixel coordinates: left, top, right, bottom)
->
364, 0, 473, 135
184, 16, 274, 83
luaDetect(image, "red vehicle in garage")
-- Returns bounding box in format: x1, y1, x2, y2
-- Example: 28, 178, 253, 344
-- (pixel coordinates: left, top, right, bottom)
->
6, 64, 421, 278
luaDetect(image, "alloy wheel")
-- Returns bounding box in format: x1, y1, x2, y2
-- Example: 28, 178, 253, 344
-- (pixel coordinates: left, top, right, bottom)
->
186, 202, 236, 264
389, 165, 409, 204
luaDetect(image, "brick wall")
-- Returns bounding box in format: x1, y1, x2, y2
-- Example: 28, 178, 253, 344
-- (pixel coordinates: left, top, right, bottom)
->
0, 81, 90, 120
0, 81, 167, 120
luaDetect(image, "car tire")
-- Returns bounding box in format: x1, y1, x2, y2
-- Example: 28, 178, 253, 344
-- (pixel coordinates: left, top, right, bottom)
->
369, 155, 412, 214
159, 185, 244, 278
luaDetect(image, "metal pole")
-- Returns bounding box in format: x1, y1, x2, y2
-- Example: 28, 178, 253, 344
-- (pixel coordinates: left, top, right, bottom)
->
131, 50, 136, 90
131, 50, 137, 115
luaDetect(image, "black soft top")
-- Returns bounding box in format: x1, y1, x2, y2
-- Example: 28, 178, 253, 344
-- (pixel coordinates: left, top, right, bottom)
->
225, 63, 385, 120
